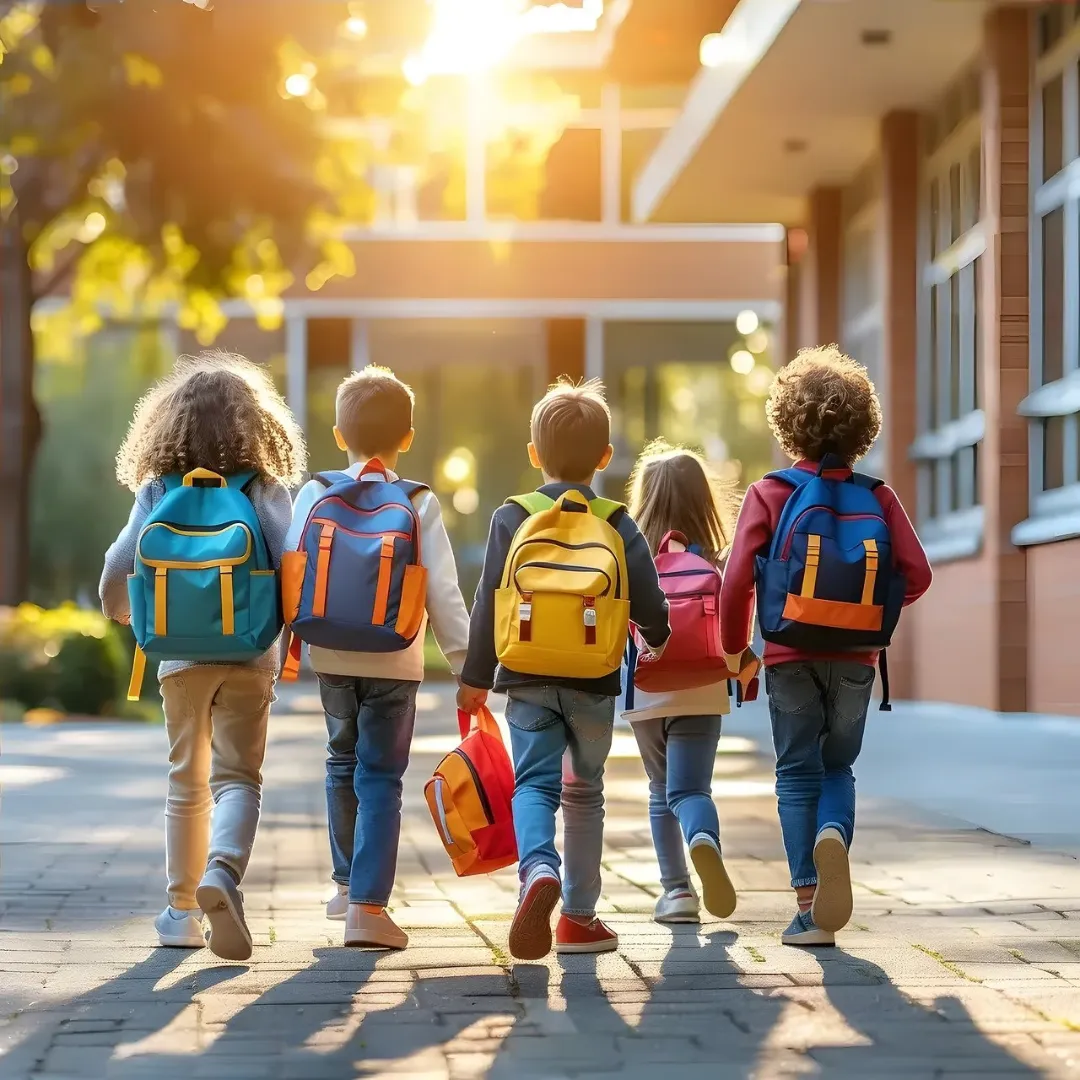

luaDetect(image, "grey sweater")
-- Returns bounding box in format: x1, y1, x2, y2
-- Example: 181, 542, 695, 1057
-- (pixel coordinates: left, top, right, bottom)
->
99, 475, 293, 680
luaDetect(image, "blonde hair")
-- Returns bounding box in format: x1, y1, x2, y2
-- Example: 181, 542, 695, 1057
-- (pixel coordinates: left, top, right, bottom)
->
335, 365, 415, 457
530, 377, 611, 483
116, 350, 307, 491
627, 439, 739, 563
766, 344, 882, 465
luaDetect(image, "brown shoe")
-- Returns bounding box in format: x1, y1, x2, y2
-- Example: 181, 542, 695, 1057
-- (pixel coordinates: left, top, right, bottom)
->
344, 904, 408, 950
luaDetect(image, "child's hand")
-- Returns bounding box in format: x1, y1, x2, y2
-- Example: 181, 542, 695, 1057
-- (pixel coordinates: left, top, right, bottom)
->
456, 681, 488, 715
114, 613, 131, 626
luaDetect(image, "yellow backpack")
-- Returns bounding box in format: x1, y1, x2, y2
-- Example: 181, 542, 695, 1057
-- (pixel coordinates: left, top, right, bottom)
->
494, 490, 630, 679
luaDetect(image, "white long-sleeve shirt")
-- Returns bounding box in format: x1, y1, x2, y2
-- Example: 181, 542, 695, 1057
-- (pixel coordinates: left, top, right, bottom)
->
285, 462, 470, 681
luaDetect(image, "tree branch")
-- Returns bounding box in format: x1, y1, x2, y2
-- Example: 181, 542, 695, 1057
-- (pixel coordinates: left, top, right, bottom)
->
30, 245, 81, 303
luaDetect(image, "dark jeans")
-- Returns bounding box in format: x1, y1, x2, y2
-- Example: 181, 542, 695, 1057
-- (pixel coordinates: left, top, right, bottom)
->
766, 661, 875, 888
318, 674, 419, 906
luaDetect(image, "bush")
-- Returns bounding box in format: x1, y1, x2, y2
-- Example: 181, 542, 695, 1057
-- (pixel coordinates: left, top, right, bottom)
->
0, 603, 128, 716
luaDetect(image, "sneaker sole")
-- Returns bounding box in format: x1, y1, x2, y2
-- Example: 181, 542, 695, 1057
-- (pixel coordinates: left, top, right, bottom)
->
196, 881, 253, 962
508, 879, 560, 961
690, 841, 737, 919
344, 930, 408, 950
781, 930, 836, 947
156, 932, 205, 948
555, 937, 619, 954
653, 912, 701, 925
326, 909, 348, 922
811, 834, 853, 933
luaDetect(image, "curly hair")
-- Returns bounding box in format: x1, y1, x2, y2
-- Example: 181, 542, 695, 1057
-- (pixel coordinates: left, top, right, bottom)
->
766, 345, 882, 466
115, 350, 307, 491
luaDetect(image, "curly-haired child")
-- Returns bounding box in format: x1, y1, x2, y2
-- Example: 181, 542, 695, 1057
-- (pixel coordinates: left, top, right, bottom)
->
100, 350, 306, 959
720, 345, 932, 946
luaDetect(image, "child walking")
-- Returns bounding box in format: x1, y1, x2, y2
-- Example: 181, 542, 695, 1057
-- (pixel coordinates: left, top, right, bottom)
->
460, 379, 670, 960
285, 366, 476, 950
621, 440, 747, 925
720, 346, 932, 946
100, 351, 304, 960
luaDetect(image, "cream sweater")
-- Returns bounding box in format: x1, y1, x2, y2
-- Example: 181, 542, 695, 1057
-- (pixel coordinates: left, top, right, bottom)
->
285, 463, 470, 681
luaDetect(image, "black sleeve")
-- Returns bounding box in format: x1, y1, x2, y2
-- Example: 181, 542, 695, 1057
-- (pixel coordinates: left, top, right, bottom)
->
461, 507, 516, 690
621, 515, 671, 651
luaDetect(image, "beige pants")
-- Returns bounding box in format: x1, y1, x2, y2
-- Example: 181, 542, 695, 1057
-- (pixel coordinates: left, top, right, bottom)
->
160, 667, 273, 911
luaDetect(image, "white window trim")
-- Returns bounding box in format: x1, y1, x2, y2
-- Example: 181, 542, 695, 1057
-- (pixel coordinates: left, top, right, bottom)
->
913, 97, 984, 564
1015, 12, 1080, 547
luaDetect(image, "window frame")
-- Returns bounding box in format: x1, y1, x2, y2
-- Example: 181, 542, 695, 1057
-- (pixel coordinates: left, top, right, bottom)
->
913, 98, 985, 565
1015, 14, 1080, 547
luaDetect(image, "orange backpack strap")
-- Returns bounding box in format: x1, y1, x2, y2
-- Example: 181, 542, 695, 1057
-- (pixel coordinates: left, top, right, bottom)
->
281, 631, 303, 681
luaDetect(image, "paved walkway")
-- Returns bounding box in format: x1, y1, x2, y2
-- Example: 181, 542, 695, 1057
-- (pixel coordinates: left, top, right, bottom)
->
4, 685, 1080, 1078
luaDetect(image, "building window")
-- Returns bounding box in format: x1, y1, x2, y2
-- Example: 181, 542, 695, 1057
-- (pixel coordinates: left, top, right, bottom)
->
912, 72, 985, 562
1015, 15, 1080, 546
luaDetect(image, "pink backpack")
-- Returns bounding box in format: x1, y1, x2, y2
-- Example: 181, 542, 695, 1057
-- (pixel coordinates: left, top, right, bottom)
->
632, 531, 728, 693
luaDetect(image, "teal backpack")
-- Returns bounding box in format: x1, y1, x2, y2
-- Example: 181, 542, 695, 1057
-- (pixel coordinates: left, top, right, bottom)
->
126, 468, 282, 699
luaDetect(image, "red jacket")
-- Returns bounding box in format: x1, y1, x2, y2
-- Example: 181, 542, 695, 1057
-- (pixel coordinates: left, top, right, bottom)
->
719, 460, 933, 668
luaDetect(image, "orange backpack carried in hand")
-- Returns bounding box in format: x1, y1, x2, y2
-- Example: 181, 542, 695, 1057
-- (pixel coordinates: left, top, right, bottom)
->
424, 706, 517, 877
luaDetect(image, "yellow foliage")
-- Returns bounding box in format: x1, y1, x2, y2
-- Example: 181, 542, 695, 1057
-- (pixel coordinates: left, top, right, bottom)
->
122, 53, 163, 89
3, 71, 32, 96
0, 3, 40, 58
29, 42, 52, 76
0, 602, 111, 653
9, 132, 36, 155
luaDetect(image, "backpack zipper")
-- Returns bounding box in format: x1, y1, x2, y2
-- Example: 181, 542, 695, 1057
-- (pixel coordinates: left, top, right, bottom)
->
513, 561, 613, 597
780, 509, 885, 559
451, 749, 494, 824
137, 521, 253, 569
511, 538, 622, 596
308, 519, 411, 542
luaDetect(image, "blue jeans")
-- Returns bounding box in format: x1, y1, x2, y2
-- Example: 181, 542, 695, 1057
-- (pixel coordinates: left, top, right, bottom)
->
505, 686, 615, 917
631, 715, 722, 892
318, 674, 419, 906
767, 661, 875, 888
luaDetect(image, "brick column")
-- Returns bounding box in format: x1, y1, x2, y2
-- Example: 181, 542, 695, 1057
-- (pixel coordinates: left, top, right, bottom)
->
981, 6, 1030, 712
880, 110, 920, 699
797, 187, 842, 347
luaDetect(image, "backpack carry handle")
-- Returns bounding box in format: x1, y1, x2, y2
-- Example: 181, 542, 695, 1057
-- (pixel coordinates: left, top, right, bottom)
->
182, 468, 227, 488
458, 704, 500, 741
657, 530, 689, 554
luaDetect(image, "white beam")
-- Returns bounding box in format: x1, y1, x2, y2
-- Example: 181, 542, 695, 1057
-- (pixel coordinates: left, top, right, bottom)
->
632, 0, 803, 223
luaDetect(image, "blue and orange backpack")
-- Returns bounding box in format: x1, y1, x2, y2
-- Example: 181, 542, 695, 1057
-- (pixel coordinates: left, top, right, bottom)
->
281, 459, 428, 678
126, 468, 282, 700
754, 458, 906, 709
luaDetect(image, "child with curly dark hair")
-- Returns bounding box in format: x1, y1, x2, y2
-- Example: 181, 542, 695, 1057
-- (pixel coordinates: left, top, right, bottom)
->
100, 350, 305, 959
720, 345, 931, 947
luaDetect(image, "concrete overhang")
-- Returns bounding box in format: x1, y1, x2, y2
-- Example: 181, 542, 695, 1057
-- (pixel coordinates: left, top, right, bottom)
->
632, 0, 994, 225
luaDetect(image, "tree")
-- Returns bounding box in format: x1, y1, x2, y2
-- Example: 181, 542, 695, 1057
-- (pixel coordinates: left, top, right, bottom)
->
0, 0, 369, 602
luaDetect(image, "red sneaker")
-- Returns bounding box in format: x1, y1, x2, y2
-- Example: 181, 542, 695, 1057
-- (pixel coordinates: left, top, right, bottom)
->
555, 914, 619, 954
508, 868, 561, 960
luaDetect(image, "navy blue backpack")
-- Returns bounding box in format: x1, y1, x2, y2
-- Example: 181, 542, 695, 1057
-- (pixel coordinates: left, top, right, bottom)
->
755, 458, 906, 709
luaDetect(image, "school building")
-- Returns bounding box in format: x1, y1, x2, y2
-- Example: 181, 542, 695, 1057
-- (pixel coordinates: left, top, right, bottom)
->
629, 0, 1080, 714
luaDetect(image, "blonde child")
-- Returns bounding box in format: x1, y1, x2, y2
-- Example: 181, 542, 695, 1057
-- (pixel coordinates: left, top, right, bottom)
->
100, 351, 304, 960
622, 440, 748, 924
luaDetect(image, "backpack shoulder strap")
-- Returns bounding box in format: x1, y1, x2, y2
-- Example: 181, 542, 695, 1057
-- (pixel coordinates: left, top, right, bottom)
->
394, 479, 431, 502
589, 497, 626, 522
507, 492, 555, 515
851, 471, 884, 491
763, 467, 814, 489
229, 469, 258, 493
314, 471, 352, 488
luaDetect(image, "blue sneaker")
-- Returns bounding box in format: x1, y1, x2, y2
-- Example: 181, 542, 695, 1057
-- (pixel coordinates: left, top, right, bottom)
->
781, 909, 835, 947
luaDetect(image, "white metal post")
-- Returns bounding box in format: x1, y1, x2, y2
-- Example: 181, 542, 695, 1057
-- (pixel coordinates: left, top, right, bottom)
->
585, 315, 606, 495
350, 319, 370, 372
601, 83, 622, 225
285, 315, 307, 431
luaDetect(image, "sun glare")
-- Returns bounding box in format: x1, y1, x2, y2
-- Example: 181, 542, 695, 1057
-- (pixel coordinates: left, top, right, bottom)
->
403, 0, 605, 81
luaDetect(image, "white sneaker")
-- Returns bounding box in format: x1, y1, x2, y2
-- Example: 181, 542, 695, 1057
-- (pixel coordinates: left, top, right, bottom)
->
781, 910, 835, 947
196, 865, 253, 962
688, 832, 737, 919
654, 886, 700, 924
811, 826, 853, 933
154, 907, 205, 948
326, 884, 349, 921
